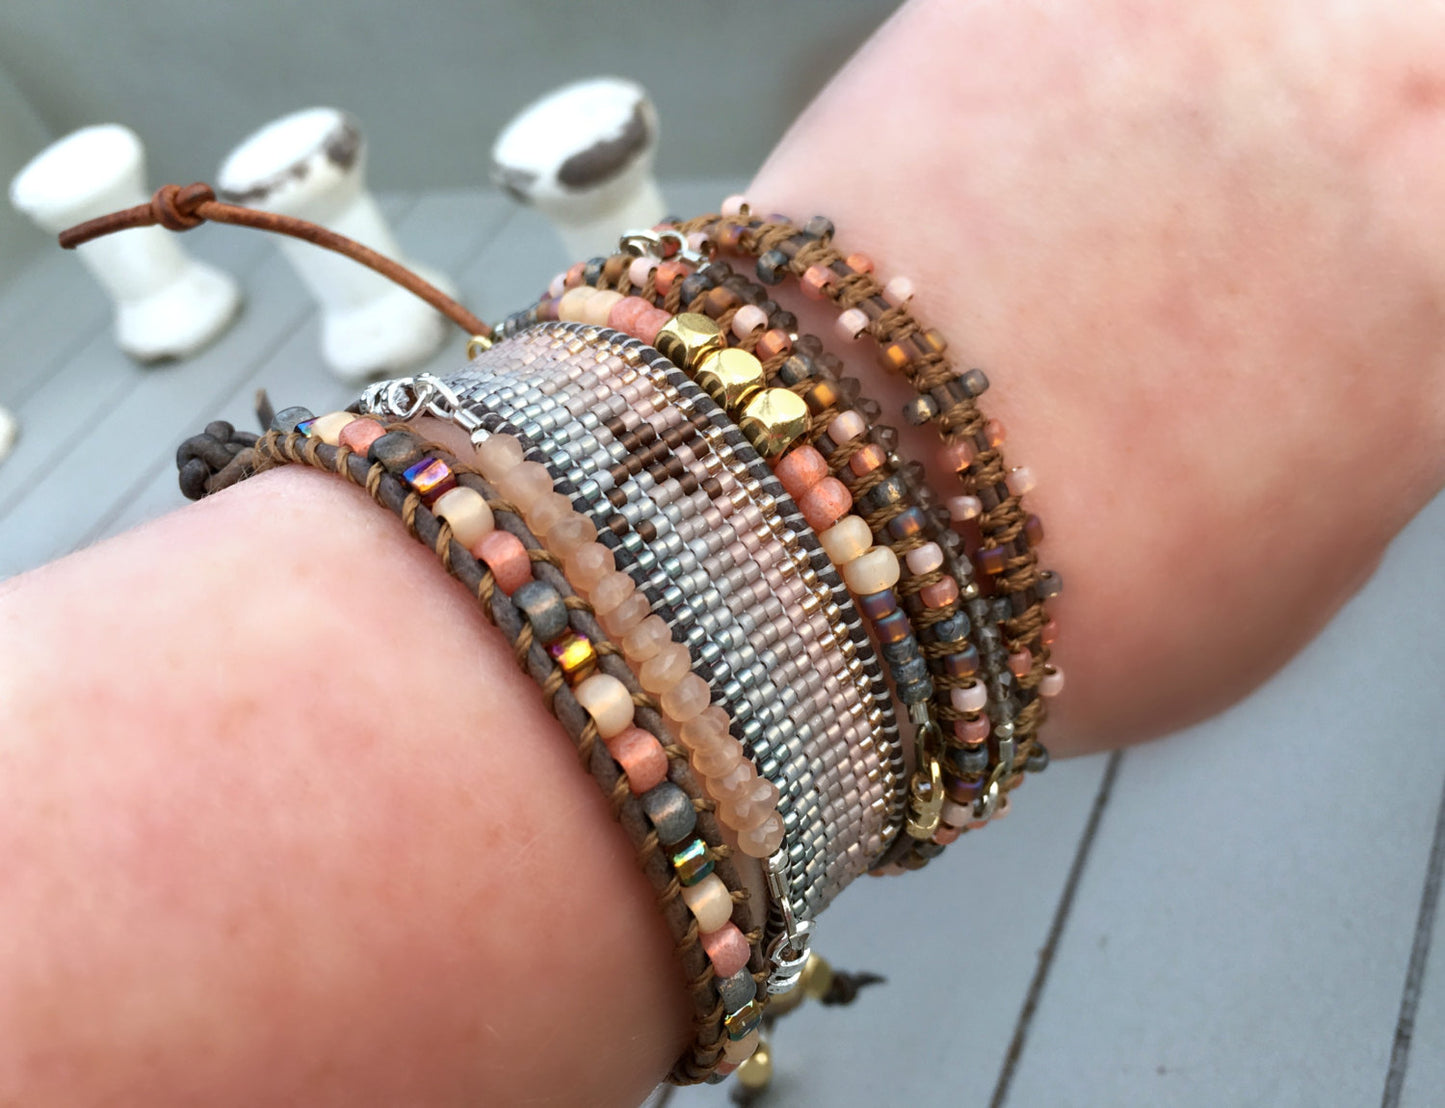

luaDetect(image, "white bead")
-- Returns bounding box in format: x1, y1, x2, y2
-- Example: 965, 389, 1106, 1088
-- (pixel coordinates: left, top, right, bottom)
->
842, 546, 901, 595
905, 541, 944, 576
819, 515, 873, 566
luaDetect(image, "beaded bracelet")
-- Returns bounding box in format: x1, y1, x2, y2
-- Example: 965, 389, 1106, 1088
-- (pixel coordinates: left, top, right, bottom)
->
176, 416, 768, 1082
504, 246, 1033, 861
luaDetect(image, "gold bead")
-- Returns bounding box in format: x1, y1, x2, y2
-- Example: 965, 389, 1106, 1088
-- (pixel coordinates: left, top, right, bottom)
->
738, 387, 810, 457
549, 632, 598, 684
654, 312, 724, 369
695, 347, 766, 411
800, 952, 834, 1001
736, 1042, 774, 1091
766, 984, 806, 1017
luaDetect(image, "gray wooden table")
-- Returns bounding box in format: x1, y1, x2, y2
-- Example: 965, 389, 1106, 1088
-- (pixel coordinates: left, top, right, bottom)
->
1, 180, 1440, 1108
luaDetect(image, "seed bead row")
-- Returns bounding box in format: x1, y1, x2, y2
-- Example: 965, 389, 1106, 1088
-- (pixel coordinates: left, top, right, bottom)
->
189, 408, 767, 1082
433, 326, 895, 918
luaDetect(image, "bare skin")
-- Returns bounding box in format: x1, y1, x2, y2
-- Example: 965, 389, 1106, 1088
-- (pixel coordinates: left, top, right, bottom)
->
1, 0, 1442, 1103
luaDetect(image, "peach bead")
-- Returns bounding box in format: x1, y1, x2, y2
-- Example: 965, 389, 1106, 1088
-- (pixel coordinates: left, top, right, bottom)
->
700, 924, 751, 977
709, 759, 755, 803
940, 440, 977, 472
737, 813, 785, 858
819, 515, 872, 566
920, 576, 960, 609
691, 741, 741, 778
622, 615, 672, 663
985, 419, 1006, 447
433, 486, 495, 548
681, 874, 734, 933
591, 570, 637, 615
496, 460, 553, 505
934, 825, 962, 846
842, 546, 901, 595
723, 1031, 760, 1064
836, 307, 869, 342
635, 306, 674, 345
755, 329, 792, 361
566, 542, 616, 590
1040, 619, 1060, 646
1039, 666, 1066, 697
720, 779, 780, 830
598, 591, 650, 639
640, 641, 691, 695
582, 288, 623, 327
772, 444, 828, 497
605, 725, 669, 793
954, 715, 991, 745
951, 680, 988, 714
608, 295, 652, 337
883, 275, 914, 305
474, 529, 531, 595
573, 673, 635, 738
941, 799, 974, 828
731, 304, 768, 337
798, 476, 852, 532
1006, 466, 1037, 496
680, 705, 731, 750
827, 409, 866, 443
524, 491, 572, 535
557, 285, 596, 322
474, 432, 524, 478
543, 511, 597, 558
1008, 651, 1032, 678
563, 261, 586, 288
844, 252, 874, 274
628, 256, 658, 287
661, 672, 711, 722
310, 411, 356, 445
338, 417, 386, 456
849, 442, 887, 477
800, 263, 835, 300
905, 542, 944, 576
947, 495, 982, 522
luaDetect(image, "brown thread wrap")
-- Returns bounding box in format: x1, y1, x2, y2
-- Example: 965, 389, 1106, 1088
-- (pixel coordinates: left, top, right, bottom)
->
59, 182, 493, 340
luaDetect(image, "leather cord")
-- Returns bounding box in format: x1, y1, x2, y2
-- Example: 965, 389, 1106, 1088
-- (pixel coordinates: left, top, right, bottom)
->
58, 182, 493, 340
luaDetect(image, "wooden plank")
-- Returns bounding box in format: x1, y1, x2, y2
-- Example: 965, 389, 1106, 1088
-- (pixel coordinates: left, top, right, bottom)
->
1003, 493, 1445, 1108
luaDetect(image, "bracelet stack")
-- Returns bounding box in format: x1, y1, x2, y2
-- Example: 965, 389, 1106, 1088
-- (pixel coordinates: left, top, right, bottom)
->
162, 193, 1060, 1088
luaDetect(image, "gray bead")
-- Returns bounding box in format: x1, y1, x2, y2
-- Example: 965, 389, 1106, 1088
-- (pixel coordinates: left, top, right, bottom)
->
903, 394, 939, 426
640, 783, 696, 845
894, 655, 931, 685
948, 744, 990, 776
512, 580, 570, 645
368, 431, 424, 473
930, 612, 970, 644
271, 405, 316, 434
718, 968, 758, 1010
898, 676, 935, 704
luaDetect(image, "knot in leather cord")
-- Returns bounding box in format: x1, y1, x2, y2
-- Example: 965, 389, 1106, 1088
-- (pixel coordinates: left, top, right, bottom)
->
150, 182, 215, 232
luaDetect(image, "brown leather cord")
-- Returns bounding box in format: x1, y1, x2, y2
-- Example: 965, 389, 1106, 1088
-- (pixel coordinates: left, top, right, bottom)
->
59, 182, 493, 340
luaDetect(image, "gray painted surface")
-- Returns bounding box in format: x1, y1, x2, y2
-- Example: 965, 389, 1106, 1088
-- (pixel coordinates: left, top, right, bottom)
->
0, 179, 1442, 1108
0, 0, 897, 194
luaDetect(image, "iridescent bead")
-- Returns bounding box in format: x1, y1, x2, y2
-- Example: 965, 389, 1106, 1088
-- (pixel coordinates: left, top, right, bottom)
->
1006, 466, 1037, 497
836, 307, 869, 342
947, 495, 983, 522
682, 874, 734, 932
942, 644, 980, 678
549, 631, 598, 683
738, 813, 785, 858
661, 672, 711, 722
1039, 666, 1066, 697
798, 476, 852, 532
294, 417, 318, 437
976, 545, 1009, 576
905, 542, 944, 576
309, 411, 355, 445
856, 589, 899, 621
773, 444, 828, 497
800, 263, 836, 300
724, 997, 766, 1040
605, 725, 668, 793
403, 457, 457, 503
1024, 514, 1045, 546
887, 506, 927, 541
573, 673, 635, 738
873, 608, 912, 644
700, 923, 751, 977
640, 641, 691, 695
433, 486, 495, 548
818, 515, 872, 567
338, 417, 386, 457
827, 409, 867, 443
920, 576, 960, 609
842, 546, 900, 595
565, 542, 615, 590
951, 680, 988, 713
671, 838, 716, 885
474, 432, 524, 478
474, 529, 532, 595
